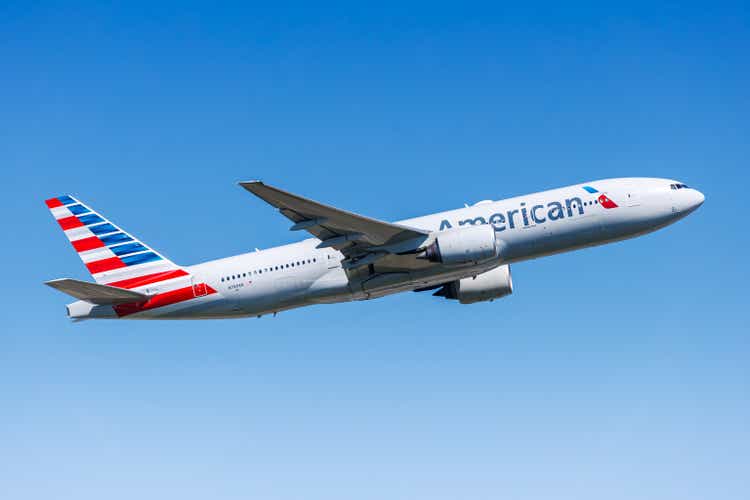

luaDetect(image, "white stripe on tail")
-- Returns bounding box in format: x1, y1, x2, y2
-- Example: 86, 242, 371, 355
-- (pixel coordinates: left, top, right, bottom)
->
45, 195, 190, 289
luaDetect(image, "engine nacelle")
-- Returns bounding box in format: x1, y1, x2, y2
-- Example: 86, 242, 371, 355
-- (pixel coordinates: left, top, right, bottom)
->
420, 225, 501, 265
434, 265, 514, 304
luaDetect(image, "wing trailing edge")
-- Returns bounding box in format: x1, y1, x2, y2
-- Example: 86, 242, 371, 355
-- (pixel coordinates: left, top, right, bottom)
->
238, 180, 429, 260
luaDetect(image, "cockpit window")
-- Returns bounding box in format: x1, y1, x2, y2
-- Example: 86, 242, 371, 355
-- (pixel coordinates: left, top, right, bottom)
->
670, 183, 690, 190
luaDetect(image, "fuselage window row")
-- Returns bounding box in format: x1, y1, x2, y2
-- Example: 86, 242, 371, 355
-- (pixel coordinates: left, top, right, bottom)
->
220, 258, 317, 282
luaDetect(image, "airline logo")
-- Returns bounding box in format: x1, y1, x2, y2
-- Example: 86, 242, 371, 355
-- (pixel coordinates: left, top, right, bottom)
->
45, 194, 220, 317
583, 186, 618, 209
45, 195, 172, 278
597, 194, 618, 209
439, 186, 619, 231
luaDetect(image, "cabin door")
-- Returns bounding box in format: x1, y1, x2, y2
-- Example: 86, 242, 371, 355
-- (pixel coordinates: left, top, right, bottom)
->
192, 278, 208, 297
626, 191, 641, 207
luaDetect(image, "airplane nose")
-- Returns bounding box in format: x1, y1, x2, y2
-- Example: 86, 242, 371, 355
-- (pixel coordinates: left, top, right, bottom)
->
690, 189, 705, 210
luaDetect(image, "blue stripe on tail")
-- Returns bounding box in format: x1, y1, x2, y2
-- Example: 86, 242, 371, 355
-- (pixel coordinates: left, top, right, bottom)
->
121, 252, 162, 266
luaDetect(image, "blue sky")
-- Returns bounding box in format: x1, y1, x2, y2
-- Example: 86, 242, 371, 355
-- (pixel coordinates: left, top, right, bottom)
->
1, 2, 748, 499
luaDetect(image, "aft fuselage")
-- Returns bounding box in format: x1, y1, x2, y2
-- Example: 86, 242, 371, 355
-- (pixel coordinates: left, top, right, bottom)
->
73, 177, 704, 319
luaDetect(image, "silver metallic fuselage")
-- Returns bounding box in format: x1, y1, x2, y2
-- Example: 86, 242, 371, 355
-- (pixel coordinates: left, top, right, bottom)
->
91, 177, 705, 319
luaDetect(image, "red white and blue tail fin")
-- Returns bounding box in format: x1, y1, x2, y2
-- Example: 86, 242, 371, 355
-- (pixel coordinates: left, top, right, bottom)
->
45, 195, 188, 288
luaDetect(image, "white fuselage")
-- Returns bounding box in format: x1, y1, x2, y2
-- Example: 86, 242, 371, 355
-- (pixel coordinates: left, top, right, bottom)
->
79, 177, 704, 319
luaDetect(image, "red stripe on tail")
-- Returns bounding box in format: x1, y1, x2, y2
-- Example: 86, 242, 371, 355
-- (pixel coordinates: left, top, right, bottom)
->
72, 236, 105, 252
86, 256, 126, 274
114, 284, 216, 317
45, 198, 64, 208
105, 269, 190, 289
58, 216, 84, 230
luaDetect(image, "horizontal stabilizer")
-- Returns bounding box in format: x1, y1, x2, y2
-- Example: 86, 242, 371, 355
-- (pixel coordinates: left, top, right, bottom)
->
45, 278, 149, 305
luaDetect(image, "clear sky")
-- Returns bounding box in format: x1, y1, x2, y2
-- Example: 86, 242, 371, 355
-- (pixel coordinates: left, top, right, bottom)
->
1, 2, 748, 499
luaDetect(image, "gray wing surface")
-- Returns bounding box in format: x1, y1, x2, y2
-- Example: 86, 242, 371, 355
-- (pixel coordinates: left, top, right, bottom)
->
239, 181, 430, 269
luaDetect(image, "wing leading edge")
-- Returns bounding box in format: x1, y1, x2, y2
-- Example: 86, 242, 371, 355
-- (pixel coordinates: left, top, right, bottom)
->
239, 181, 429, 268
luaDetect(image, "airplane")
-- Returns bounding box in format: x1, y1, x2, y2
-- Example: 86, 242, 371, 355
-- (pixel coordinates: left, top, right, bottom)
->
44, 178, 704, 320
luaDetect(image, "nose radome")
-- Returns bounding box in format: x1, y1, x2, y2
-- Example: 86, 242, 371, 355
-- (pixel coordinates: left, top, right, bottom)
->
690, 189, 705, 210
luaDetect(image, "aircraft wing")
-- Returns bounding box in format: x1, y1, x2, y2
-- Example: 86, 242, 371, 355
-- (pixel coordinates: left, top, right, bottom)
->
239, 181, 430, 269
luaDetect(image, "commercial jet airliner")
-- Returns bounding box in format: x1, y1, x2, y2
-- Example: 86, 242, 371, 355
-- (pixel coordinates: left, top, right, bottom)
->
44, 178, 704, 320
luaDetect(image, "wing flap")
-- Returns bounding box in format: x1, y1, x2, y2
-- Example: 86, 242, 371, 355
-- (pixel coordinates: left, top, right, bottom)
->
45, 278, 150, 305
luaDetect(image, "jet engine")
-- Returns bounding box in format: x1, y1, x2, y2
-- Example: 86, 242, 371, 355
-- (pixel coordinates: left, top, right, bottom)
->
419, 225, 501, 265
433, 265, 513, 304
